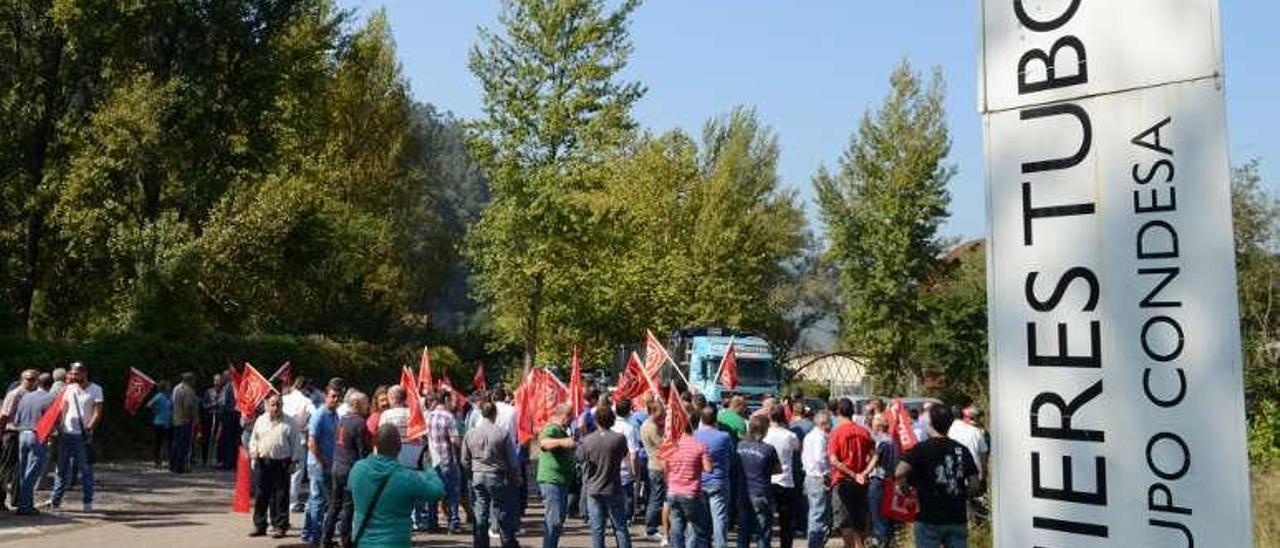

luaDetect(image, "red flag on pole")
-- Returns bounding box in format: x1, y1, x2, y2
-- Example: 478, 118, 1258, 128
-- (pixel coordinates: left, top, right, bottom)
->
439, 376, 467, 409
268, 361, 292, 387
473, 362, 487, 392
612, 352, 648, 405
568, 347, 586, 417
237, 363, 275, 419
399, 367, 427, 440
718, 342, 739, 391
514, 368, 568, 445
644, 329, 671, 380
886, 399, 919, 451
418, 346, 434, 394
35, 388, 65, 443
657, 386, 688, 460
123, 367, 157, 415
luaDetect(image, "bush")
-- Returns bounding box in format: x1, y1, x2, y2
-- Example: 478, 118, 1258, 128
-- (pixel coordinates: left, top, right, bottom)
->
0, 334, 414, 460
1250, 399, 1280, 467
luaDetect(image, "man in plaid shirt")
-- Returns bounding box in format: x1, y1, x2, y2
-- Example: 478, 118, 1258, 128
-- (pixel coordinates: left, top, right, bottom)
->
425, 392, 462, 533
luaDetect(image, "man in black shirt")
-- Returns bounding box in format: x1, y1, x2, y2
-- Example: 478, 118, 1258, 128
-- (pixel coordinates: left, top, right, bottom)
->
576, 405, 632, 548
736, 415, 780, 548
894, 405, 978, 548
322, 391, 371, 548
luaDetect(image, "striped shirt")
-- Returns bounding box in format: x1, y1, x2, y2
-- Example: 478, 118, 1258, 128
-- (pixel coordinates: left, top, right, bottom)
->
426, 405, 457, 466
665, 436, 708, 497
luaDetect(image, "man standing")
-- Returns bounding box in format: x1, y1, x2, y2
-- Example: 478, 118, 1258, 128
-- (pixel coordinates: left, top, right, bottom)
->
538, 403, 576, 548
425, 392, 462, 534
170, 373, 200, 473
947, 407, 988, 486
9, 370, 50, 515
576, 405, 632, 548
200, 373, 221, 466
147, 381, 173, 469
217, 367, 242, 470
640, 399, 667, 543
609, 399, 640, 526
716, 396, 747, 442
666, 413, 713, 548
895, 405, 978, 548
283, 376, 315, 512
350, 424, 445, 548
828, 398, 877, 548
764, 406, 801, 548
801, 411, 833, 548
248, 394, 303, 539
51, 363, 103, 512
867, 415, 899, 546
736, 416, 780, 548
0, 369, 36, 509
693, 406, 733, 548
302, 385, 341, 545
463, 401, 521, 548
321, 391, 372, 548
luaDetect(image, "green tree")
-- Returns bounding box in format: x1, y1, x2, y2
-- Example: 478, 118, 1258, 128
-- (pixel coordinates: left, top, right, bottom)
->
913, 242, 988, 404
466, 0, 645, 367
815, 61, 955, 391
1233, 159, 1280, 417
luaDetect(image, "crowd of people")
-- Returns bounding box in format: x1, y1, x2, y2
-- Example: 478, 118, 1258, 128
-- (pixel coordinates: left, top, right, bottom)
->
0, 362, 991, 548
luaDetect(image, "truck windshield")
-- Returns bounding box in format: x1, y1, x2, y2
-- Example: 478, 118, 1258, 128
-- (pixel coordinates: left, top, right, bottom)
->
704, 358, 773, 386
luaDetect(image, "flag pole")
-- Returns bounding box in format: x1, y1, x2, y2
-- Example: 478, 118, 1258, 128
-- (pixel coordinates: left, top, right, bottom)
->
712, 336, 736, 388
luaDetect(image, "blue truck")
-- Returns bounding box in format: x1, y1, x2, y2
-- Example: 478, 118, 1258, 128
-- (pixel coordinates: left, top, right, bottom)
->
671, 326, 781, 404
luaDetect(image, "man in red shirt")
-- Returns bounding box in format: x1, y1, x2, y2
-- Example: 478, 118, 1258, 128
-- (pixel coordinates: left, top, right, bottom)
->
827, 398, 878, 548
665, 415, 712, 548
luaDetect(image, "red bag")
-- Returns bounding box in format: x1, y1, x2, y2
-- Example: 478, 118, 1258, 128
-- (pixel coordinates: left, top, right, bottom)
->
881, 482, 920, 522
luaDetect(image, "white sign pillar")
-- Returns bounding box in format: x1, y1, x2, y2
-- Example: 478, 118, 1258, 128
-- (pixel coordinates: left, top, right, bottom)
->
980, 1, 1252, 546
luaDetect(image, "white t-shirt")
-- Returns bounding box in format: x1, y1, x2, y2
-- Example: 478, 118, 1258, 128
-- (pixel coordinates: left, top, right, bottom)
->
948, 420, 989, 480
764, 424, 799, 488
495, 401, 517, 443
801, 427, 830, 478
611, 419, 640, 485
282, 390, 315, 434
61, 383, 104, 435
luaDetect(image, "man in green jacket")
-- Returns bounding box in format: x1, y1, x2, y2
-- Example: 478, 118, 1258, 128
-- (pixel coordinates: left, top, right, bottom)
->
350, 423, 445, 547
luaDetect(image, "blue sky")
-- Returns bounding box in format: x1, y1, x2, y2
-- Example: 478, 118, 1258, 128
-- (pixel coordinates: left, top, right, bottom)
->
338, 0, 1279, 240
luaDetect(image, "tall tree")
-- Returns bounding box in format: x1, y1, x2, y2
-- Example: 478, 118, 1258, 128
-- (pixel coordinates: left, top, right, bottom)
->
1232, 159, 1280, 416
467, 0, 645, 367
815, 61, 955, 391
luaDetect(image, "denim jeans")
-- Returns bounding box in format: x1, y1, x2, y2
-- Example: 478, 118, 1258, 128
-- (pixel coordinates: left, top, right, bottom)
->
588, 493, 633, 548
668, 493, 710, 548
17, 431, 47, 512
704, 483, 730, 548
51, 433, 93, 506
473, 474, 517, 548
302, 461, 329, 542
540, 482, 569, 548
736, 495, 773, 548
645, 469, 666, 535
426, 462, 461, 530
619, 482, 634, 529
868, 478, 896, 544
169, 423, 192, 473
914, 522, 968, 548
804, 476, 831, 548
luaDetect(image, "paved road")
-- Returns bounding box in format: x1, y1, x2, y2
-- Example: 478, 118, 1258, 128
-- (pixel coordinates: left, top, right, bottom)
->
0, 463, 661, 548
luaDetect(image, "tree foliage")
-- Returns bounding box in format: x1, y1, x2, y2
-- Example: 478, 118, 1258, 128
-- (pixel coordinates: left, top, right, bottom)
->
1233, 159, 1280, 419
815, 61, 954, 391
466, 0, 645, 367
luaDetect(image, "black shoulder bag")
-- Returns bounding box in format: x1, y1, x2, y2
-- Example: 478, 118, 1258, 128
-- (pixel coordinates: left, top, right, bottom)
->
353, 473, 393, 547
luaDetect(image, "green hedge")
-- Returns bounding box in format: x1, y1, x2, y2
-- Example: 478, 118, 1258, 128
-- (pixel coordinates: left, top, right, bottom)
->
0, 333, 411, 460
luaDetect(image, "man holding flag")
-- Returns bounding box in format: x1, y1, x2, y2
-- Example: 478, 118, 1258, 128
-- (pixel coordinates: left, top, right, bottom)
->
50, 362, 104, 512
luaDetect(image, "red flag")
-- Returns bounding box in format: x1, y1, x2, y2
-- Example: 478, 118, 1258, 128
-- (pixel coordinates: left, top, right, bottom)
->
718, 342, 739, 390
657, 387, 688, 460
568, 347, 586, 417
35, 388, 65, 443
236, 363, 275, 419
514, 368, 568, 445
644, 330, 671, 380
228, 364, 243, 399
439, 376, 467, 409
399, 367, 427, 440
612, 352, 648, 405
123, 367, 157, 415
418, 346, 434, 394
886, 399, 919, 451
268, 361, 292, 387
473, 362, 487, 392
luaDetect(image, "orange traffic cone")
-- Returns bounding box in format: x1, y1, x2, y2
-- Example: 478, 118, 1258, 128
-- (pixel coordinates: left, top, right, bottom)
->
232, 446, 251, 513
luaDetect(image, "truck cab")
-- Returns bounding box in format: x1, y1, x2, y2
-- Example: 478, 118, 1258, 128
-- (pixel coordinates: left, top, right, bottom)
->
673, 326, 780, 404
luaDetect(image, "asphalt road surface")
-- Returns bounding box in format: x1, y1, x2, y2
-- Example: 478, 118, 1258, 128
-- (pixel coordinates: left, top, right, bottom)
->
0, 462, 777, 548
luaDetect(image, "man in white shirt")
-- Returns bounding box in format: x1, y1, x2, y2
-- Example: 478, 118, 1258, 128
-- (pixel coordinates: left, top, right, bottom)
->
609, 399, 641, 526
282, 377, 315, 513
51, 363, 104, 512
801, 411, 832, 548
764, 406, 801, 548
947, 406, 989, 483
